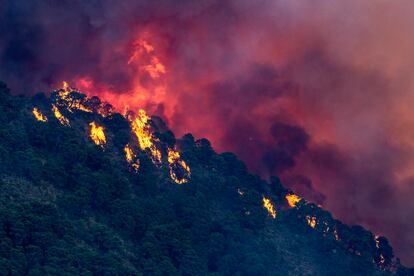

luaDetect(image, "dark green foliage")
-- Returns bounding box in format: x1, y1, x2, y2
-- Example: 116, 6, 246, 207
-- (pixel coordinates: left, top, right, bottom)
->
0, 82, 408, 275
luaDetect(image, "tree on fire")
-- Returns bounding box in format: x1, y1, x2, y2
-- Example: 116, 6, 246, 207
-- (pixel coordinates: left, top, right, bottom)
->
0, 81, 412, 275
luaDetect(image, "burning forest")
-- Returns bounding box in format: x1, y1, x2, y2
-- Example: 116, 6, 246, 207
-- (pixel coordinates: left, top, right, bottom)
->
22, 81, 404, 273
31, 82, 192, 185
0, 0, 414, 274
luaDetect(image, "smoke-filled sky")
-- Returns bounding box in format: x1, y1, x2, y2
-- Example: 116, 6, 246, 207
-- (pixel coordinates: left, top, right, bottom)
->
1, 0, 414, 265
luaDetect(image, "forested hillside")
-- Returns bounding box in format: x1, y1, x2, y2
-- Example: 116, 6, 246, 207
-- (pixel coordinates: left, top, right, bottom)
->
0, 81, 411, 275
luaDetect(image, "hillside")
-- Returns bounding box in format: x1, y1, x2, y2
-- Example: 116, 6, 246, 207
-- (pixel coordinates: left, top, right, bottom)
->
0, 81, 411, 275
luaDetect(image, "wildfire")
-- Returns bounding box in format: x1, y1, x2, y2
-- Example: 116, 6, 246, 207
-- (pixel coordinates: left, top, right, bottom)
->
131, 109, 151, 148
69, 101, 93, 113
124, 144, 140, 172
127, 39, 166, 79
138, 39, 155, 53
129, 109, 162, 164
375, 236, 386, 266
167, 149, 191, 184
89, 122, 106, 146
52, 104, 70, 126
63, 81, 70, 92
32, 107, 48, 122
56, 81, 93, 113
127, 109, 190, 180
286, 194, 301, 207
334, 228, 340, 241
306, 215, 317, 228
262, 196, 277, 219
128, 39, 154, 64
144, 57, 166, 79
58, 81, 71, 101
125, 144, 134, 162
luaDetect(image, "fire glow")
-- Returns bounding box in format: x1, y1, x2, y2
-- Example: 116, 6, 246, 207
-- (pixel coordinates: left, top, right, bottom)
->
167, 149, 191, 184
32, 107, 48, 122
262, 196, 277, 219
127, 38, 166, 79
129, 109, 162, 165
124, 144, 140, 172
52, 104, 70, 126
49, 80, 192, 184
30, 80, 395, 270
286, 194, 301, 208
375, 236, 386, 266
56, 82, 94, 113
89, 122, 106, 146
306, 215, 317, 229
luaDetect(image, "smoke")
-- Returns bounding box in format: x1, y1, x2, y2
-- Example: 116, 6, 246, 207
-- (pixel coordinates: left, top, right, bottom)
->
1, 0, 414, 265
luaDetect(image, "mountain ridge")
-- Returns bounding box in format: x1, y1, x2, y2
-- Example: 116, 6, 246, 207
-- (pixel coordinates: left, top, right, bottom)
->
0, 81, 412, 275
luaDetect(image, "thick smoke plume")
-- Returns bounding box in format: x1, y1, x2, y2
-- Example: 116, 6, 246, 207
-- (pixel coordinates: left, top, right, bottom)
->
1, 0, 414, 265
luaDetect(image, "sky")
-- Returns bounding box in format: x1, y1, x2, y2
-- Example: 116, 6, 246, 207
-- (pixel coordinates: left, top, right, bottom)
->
1, 0, 414, 265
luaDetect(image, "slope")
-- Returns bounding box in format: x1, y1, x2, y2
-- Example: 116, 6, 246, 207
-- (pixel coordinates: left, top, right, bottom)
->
0, 81, 411, 275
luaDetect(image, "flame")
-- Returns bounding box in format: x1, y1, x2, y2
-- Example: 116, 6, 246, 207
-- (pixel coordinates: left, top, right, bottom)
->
130, 109, 152, 149
125, 144, 134, 162
334, 228, 340, 241
32, 107, 48, 122
56, 81, 94, 113
375, 236, 386, 266
139, 39, 155, 53
379, 254, 385, 266
58, 81, 71, 101
124, 144, 140, 172
129, 109, 162, 164
89, 122, 106, 146
262, 196, 277, 219
127, 39, 166, 79
167, 149, 191, 184
52, 104, 70, 126
127, 39, 155, 64
285, 194, 301, 207
63, 81, 70, 92
144, 57, 166, 79
73, 36, 170, 125
306, 215, 317, 228
69, 101, 93, 113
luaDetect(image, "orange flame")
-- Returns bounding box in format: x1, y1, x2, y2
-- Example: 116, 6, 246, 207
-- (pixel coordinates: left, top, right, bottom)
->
306, 215, 317, 228
124, 144, 140, 172
32, 107, 48, 122
58, 81, 71, 102
63, 81, 70, 92
167, 149, 191, 184
139, 39, 155, 53
127, 39, 166, 79
89, 122, 106, 146
52, 104, 70, 126
286, 194, 301, 207
57, 81, 94, 113
334, 228, 340, 241
375, 236, 386, 266
129, 109, 162, 164
144, 56, 166, 79
69, 101, 93, 113
263, 196, 277, 219
127, 39, 155, 64
73, 36, 170, 125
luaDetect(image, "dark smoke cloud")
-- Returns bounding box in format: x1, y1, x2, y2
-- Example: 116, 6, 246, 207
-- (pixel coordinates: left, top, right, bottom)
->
264, 122, 310, 173
1, 0, 414, 265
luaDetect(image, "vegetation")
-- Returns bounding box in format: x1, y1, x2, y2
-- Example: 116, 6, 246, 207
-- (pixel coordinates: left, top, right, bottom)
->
0, 81, 411, 275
